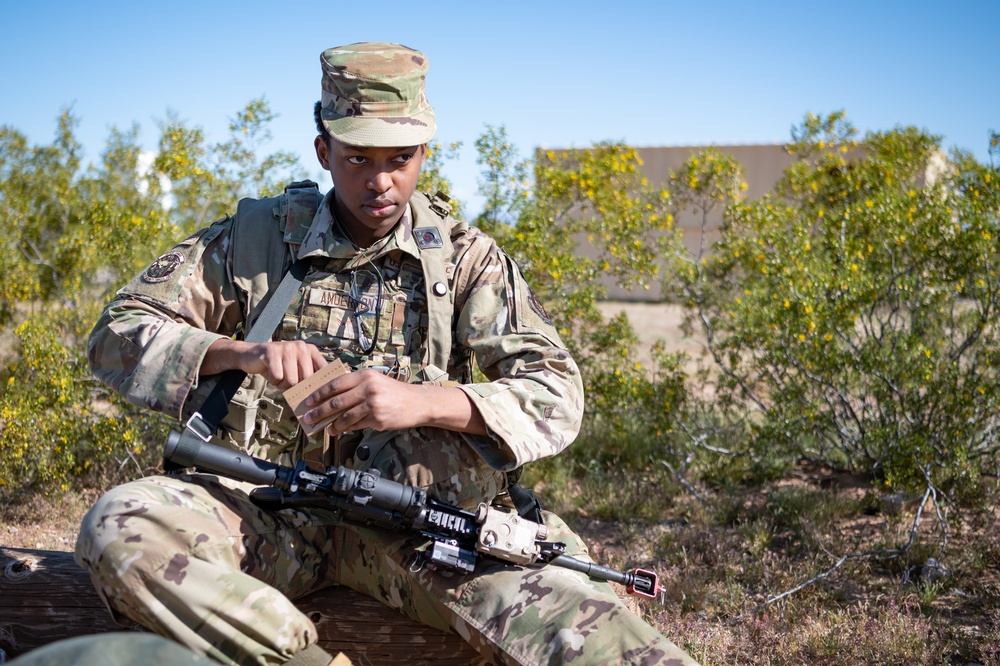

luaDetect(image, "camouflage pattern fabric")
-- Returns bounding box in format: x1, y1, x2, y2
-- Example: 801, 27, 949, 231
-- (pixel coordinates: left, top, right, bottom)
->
5, 633, 219, 666
319, 42, 436, 148
87, 189, 583, 472
79, 187, 699, 665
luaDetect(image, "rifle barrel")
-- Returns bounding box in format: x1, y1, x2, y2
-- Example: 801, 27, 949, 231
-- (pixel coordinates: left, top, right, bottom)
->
165, 431, 280, 487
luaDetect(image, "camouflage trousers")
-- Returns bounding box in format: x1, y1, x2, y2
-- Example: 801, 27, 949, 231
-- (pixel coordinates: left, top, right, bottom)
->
75, 427, 697, 666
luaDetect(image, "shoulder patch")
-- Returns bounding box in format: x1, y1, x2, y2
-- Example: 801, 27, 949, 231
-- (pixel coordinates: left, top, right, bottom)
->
141, 251, 186, 283
527, 287, 553, 326
414, 227, 444, 249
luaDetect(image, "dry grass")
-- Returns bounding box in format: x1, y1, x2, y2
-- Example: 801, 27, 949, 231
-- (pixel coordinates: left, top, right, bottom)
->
582, 301, 1000, 662
0, 487, 101, 550
545, 462, 1000, 666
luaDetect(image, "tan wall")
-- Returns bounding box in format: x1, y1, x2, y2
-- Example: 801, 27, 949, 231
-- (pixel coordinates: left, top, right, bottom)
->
571, 144, 796, 301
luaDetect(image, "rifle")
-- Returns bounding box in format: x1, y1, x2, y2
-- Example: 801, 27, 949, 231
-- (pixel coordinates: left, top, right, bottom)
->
164, 431, 661, 598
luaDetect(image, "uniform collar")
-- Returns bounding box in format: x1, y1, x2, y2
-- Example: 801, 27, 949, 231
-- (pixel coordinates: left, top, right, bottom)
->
298, 189, 420, 262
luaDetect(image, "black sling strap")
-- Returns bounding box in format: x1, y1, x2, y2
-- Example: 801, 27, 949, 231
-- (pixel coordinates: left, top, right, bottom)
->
507, 480, 544, 524
174, 257, 309, 447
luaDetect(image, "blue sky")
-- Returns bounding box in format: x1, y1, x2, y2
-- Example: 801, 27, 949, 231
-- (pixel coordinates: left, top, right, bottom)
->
2, 0, 996, 215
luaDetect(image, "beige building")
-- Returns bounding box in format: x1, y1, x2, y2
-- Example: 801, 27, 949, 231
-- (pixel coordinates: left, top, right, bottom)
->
574, 144, 797, 301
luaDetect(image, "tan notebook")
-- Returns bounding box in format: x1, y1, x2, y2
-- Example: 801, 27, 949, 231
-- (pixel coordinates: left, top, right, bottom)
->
282, 359, 351, 435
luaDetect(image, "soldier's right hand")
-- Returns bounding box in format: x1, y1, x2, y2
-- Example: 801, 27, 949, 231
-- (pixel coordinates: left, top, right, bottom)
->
201, 339, 327, 389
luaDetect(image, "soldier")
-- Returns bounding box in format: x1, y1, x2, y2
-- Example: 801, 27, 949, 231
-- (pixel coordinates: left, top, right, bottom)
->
76, 42, 698, 666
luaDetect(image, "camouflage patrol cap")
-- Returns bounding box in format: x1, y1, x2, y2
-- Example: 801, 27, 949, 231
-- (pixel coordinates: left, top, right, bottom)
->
319, 42, 436, 147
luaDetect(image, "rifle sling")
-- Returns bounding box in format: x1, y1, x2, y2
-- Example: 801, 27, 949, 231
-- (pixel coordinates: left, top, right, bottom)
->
179, 257, 309, 444
506, 479, 544, 524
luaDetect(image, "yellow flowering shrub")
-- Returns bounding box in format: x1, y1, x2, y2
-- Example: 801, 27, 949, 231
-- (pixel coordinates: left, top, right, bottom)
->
0, 100, 303, 496
473, 127, 688, 466
674, 111, 1000, 494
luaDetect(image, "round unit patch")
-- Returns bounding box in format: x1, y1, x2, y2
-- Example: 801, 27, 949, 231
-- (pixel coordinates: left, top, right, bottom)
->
142, 251, 186, 283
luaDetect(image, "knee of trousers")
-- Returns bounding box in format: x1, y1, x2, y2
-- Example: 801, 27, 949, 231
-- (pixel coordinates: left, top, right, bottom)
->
457, 564, 674, 666
76, 480, 161, 585
74, 475, 232, 591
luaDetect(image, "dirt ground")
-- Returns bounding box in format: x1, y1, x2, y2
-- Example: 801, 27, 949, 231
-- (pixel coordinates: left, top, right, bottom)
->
1, 489, 100, 551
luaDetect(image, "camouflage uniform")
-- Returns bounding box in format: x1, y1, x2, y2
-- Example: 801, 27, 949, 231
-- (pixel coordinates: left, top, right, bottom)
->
75, 42, 698, 666
6, 633, 225, 666
6, 633, 350, 666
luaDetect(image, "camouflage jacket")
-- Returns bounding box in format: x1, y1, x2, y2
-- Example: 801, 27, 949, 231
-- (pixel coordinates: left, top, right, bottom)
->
88, 187, 584, 471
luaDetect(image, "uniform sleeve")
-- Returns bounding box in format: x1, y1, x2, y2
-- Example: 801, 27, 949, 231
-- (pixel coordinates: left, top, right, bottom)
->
87, 218, 245, 419
451, 230, 584, 470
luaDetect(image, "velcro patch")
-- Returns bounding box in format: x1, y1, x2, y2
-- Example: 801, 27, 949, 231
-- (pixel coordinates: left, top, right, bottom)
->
307, 288, 381, 315
141, 251, 186, 283
413, 227, 443, 249
308, 288, 352, 310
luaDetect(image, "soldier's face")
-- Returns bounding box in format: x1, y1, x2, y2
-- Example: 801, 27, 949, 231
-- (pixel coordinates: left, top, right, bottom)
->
315, 136, 426, 246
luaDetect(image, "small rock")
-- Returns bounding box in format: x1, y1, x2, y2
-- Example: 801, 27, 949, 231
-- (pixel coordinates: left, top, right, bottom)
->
921, 557, 950, 584
881, 492, 923, 515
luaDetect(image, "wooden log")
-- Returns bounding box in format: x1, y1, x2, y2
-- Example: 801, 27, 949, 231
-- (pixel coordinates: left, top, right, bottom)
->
0, 548, 480, 664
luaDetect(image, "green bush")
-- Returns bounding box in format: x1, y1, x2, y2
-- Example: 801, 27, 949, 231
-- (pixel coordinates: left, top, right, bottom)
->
0, 312, 168, 494
473, 128, 690, 462
0, 100, 303, 494
6, 102, 998, 514
674, 111, 1000, 495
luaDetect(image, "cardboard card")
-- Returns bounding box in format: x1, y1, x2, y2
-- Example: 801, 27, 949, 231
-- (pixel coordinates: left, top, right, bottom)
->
282, 359, 351, 435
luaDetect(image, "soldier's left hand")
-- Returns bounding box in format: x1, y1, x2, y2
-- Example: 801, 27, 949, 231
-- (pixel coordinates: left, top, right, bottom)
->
302, 369, 485, 436
303, 369, 428, 433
